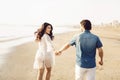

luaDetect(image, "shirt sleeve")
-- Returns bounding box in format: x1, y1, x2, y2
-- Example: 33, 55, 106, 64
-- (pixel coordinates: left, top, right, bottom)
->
96, 37, 103, 48
69, 35, 78, 46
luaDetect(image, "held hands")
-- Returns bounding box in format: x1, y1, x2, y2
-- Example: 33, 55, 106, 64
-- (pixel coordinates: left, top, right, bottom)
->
55, 51, 62, 56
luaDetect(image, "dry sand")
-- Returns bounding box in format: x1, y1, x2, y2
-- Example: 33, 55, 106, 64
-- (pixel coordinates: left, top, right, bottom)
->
0, 27, 120, 80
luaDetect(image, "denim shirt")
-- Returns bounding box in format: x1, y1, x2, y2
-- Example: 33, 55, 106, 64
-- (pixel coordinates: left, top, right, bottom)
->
69, 30, 103, 68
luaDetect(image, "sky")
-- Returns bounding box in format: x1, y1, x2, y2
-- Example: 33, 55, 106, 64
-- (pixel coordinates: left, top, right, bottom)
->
0, 0, 120, 26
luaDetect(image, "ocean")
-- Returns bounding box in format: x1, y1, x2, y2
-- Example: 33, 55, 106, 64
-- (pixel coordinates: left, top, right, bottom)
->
0, 24, 77, 67
0, 24, 77, 48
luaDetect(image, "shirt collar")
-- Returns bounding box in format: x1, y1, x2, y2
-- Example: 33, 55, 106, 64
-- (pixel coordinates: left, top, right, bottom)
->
84, 30, 90, 33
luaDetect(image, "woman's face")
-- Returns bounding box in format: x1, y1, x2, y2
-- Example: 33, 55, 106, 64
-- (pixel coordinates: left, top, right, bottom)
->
45, 25, 52, 34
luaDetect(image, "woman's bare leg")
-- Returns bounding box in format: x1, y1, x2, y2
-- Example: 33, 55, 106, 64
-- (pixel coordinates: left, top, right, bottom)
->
45, 67, 52, 80
37, 68, 45, 80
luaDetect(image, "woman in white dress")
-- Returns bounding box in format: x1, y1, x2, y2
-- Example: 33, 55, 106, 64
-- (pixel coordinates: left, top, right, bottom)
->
33, 22, 55, 80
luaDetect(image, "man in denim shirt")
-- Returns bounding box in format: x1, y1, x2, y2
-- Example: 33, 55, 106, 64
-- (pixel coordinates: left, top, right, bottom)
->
56, 19, 103, 80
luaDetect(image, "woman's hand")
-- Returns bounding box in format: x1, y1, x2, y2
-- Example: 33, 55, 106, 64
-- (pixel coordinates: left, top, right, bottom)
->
55, 51, 62, 56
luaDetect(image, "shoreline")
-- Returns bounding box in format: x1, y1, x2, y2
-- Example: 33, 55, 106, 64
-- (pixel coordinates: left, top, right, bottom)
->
0, 31, 77, 80
0, 27, 120, 80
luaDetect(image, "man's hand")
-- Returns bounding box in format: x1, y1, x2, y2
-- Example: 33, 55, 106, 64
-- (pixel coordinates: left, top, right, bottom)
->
99, 60, 103, 65
55, 51, 62, 56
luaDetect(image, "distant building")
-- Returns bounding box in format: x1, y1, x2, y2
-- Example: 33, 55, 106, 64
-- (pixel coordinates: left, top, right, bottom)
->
112, 20, 120, 27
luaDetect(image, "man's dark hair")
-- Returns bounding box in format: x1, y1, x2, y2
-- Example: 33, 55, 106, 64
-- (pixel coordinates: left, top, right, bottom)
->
80, 19, 92, 30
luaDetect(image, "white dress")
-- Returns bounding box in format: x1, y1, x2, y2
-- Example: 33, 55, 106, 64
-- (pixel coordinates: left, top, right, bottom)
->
33, 34, 55, 69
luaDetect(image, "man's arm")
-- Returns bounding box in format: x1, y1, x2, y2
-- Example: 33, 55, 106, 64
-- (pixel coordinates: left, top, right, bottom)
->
56, 43, 71, 55
98, 47, 104, 65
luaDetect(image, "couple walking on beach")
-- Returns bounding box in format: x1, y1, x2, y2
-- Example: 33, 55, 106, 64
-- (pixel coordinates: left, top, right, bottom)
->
33, 19, 104, 80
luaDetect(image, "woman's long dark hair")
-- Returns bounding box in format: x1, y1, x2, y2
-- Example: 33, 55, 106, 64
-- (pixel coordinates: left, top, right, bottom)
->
34, 22, 54, 41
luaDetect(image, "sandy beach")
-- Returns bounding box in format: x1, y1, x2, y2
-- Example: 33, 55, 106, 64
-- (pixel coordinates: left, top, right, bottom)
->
0, 26, 120, 80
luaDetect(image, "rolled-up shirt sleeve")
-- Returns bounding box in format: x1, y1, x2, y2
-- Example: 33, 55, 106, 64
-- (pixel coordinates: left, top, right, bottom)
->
69, 35, 77, 46
96, 37, 103, 48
